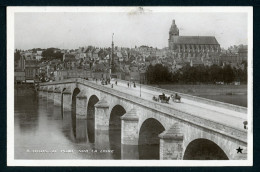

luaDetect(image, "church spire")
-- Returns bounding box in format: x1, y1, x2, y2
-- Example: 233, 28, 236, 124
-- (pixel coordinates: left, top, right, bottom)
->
169, 19, 179, 38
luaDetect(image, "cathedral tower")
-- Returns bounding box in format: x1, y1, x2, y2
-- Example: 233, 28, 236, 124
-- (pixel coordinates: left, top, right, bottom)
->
169, 20, 179, 38
168, 20, 179, 50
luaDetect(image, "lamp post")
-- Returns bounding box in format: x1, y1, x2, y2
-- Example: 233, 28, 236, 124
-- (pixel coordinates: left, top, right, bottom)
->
139, 66, 141, 97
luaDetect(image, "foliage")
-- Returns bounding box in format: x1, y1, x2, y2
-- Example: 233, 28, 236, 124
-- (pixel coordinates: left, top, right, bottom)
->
14, 49, 21, 62
39, 72, 47, 82
146, 64, 171, 84
42, 48, 63, 61
146, 63, 247, 84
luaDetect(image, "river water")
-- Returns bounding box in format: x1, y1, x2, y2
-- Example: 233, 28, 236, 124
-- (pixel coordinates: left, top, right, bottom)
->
14, 89, 246, 160
14, 89, 158, 160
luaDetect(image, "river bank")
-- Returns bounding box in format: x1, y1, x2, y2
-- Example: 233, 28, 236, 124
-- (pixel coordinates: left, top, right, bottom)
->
150, 84, 247, 96
149, 84, 247, 107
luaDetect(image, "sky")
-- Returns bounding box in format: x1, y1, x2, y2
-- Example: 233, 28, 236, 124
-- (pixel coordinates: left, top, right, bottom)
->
14, 11, 248, 50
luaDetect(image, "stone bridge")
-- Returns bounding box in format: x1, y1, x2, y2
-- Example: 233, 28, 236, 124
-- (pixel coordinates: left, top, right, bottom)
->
39, 78, 248, 160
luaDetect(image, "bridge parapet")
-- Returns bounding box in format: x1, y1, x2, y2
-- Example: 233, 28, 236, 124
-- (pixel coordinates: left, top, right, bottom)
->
63, 86, 72, 94
54, 87, 61, 93
39, 78, 247, 144
42, 86, 48, 92
47, 86, 54, 92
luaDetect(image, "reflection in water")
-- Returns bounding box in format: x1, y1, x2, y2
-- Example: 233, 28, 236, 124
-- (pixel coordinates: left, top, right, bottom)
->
109, 105, 126, 159
87, 118, 95, 143
15, 90, 160, 159
87, 95, 99, 143
138, 118, 165, 160
15, 90, 39, 133
121, 144, 139, 160
75, 119, 88, 143
71, 88, 80, 139
109, 130, 121, 159
15, 88, 247, 160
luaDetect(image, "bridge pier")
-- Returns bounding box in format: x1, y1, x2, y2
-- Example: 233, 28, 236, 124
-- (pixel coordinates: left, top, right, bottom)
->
120, 108, 139, 145
47, 86, 54, 100
76, 92, 88, 119
42, 87, 48, 98
63, 87, 72, 111
75, 119, 88, 142
121, 144, 139, 160
94, 99, 110, 130
38, 87, 43, 97
159, 123, 184, 160
94, 130, 113, 159
53, 87, 62, 106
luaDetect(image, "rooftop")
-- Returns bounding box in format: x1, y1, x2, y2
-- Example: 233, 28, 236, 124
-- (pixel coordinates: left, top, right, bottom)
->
171, 36, 219, 45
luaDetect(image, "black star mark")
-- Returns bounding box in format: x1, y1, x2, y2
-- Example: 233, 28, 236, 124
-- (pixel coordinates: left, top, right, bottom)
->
236, 147, 243, 154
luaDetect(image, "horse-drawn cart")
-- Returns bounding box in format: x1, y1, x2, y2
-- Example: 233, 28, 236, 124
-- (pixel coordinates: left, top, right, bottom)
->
171, 93, 181, 103
152, 94, 170, 103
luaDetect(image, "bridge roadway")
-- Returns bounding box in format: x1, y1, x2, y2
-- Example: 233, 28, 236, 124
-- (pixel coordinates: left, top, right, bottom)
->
89, 79, 247, 131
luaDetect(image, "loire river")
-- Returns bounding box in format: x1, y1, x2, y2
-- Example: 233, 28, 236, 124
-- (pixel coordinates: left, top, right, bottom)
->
14, 89, 157, 160
14, 89, 246, 160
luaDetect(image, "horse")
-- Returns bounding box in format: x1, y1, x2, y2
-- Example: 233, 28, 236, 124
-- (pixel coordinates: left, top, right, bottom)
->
153, 96, 159, 102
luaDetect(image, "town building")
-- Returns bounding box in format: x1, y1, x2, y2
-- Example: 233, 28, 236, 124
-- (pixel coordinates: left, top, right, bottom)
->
24, 60, 39, 82
168, 20, 221, 64
238, 45, 248, 62
14, 55, 26, 83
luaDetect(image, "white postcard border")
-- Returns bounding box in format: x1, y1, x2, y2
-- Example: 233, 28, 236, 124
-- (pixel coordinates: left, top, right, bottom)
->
7, 6, 253, 166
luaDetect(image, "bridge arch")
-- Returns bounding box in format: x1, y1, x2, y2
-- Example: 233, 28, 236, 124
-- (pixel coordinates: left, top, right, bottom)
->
87, 95, 99, 143
183, 138, 229, 160
183, 125, 234, 160
109, 105, 126, 159
71, 88, 81, 138
138, 118, 165, 159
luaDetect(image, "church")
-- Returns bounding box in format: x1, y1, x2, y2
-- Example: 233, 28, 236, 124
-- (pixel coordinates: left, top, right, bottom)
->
168, 20, 221, 65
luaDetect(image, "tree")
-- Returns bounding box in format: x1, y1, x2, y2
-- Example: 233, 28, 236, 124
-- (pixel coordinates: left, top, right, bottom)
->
14, 49, 21, 62
42, 48, 63, 61
146, 64, 171, 84
223, 65, 235, 83
209, 64, 223, 83
39, 72, 47, 82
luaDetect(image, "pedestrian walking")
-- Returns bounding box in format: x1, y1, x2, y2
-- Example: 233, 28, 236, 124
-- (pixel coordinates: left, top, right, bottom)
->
115, 81, 117, 85
111, 84, 113, 88
127, 82, 129, 88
